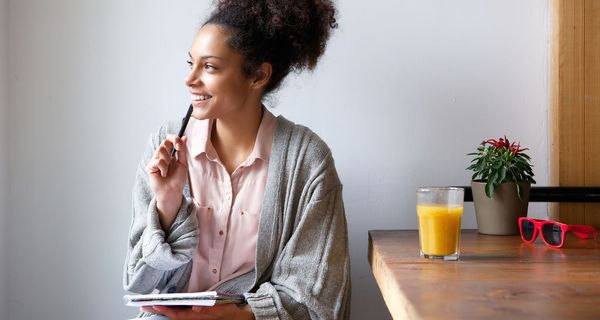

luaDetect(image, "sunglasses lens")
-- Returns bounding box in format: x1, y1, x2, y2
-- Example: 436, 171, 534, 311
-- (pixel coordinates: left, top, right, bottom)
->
542, 223, 562, 246
521, 219, 535, 241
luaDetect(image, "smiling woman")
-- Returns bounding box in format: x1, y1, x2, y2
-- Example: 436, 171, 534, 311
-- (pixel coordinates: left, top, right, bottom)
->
123, 1, 350, 320
184, 24, 265, 128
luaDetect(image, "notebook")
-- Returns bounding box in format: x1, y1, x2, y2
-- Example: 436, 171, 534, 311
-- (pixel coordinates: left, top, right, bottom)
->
123, 291, 245, 307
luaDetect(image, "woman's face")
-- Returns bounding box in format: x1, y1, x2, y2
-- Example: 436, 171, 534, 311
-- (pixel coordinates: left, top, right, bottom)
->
185, 24, 258, 120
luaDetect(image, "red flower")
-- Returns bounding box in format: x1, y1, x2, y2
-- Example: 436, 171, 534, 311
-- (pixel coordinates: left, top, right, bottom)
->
483, 136, 528, 154
483, 136, 509, 150
509, 142, 529, 154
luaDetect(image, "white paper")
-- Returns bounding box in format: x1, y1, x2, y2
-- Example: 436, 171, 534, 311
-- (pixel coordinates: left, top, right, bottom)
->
124, 291, 218, 307
123, 291, 244, 307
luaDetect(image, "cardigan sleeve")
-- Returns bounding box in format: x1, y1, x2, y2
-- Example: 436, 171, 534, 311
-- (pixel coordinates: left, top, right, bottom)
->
123, 125, 198, 294
245, 184, 351, 320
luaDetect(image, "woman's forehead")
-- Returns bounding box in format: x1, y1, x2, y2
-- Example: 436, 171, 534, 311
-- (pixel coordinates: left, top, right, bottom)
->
190, 24, 233, 57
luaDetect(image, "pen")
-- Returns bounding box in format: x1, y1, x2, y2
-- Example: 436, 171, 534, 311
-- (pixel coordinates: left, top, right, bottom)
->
170, 104, 193, 157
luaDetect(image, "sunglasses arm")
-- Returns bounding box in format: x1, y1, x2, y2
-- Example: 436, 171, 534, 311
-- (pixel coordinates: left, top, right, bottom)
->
568, 225, 598, 240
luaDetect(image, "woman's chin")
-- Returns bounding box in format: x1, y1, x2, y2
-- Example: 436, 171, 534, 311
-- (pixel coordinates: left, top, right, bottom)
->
191, 108, 210, 120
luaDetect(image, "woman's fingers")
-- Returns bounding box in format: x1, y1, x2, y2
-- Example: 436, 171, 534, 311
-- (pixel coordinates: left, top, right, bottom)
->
148, 157, 170, 178
140, 306, 155, 313
147, 135, 188, 178
162, 134, 188, 167
156, 141, 174, 160
191, 305, 209, 312
151, 306, 192, 319
175, 136, 189, 167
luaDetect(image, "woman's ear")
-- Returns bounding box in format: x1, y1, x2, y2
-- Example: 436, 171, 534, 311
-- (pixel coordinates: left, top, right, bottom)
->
251, 62, 272, 90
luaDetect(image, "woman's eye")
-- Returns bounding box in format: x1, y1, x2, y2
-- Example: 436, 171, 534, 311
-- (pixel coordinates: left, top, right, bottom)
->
186, 60, 193, 68
204, 63, 216, 70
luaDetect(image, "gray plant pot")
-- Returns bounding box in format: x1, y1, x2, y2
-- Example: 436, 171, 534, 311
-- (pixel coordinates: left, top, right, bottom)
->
471, 181, 530, 235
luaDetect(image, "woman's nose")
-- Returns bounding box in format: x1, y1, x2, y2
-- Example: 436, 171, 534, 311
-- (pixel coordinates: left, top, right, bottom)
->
185, 68, 200, 87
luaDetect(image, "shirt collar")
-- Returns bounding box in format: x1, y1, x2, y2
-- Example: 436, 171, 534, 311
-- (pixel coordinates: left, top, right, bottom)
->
188, 117, 218, 161
187, 107, 277, 164
247, 107, 276, 164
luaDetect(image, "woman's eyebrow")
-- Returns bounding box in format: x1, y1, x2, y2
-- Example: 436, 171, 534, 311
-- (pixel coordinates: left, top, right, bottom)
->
188, 52, 224, 60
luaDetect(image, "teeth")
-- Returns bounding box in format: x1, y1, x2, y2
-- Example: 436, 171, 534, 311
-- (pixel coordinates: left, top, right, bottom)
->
191, 94, 212, 101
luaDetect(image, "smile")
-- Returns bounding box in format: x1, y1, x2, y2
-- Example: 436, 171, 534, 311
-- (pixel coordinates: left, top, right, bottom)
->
191, 94, 212, 101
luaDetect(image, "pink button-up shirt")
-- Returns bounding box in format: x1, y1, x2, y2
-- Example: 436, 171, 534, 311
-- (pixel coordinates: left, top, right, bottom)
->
185, 108, 277, 292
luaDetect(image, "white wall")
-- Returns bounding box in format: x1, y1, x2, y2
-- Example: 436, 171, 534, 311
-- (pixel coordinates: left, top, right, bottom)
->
281, 2, 549, 318
0, 0, 9, 318
6, 1, 549, 319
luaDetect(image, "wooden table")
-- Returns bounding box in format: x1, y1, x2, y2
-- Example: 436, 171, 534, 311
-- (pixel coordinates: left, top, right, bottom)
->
368, 230, 600, 320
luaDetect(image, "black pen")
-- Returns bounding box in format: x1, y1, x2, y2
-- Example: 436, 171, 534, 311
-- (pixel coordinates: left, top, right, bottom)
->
170, 104, 193, 157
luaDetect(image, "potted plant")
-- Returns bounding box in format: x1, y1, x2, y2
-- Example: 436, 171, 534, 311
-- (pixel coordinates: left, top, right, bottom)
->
467, 136, 536, 235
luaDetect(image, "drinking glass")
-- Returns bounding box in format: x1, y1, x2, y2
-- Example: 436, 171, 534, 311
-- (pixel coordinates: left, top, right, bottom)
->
417, 187, 464, 260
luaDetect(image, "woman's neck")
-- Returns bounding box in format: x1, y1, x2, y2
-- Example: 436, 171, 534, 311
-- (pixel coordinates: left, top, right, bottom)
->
211, 104, 263, 175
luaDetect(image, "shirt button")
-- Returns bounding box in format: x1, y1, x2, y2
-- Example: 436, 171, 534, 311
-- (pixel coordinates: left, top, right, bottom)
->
219, 230, 224, 236
212, 268, 218, 274
241, 211, 245, 216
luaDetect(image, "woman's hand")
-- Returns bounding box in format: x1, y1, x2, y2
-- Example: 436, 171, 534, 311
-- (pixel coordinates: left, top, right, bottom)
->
140, 304, 255, 320
145, 135, 189, 230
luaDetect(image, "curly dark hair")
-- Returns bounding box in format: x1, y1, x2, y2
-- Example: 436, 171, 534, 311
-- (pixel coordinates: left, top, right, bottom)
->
204, 0, 338, 95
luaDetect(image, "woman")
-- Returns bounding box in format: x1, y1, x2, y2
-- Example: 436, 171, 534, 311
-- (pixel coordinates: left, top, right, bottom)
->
123, 1, 350, 319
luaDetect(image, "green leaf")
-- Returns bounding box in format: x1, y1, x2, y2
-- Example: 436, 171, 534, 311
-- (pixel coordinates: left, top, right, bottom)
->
476, 161, 486, 172
498, 166, 507, 183
508, 168, 518, 182
489, 171, 498, 185
485, 181, 495, 198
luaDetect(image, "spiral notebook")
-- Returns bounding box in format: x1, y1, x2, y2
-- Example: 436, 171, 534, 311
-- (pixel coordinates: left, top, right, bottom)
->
123, 291, 245, 307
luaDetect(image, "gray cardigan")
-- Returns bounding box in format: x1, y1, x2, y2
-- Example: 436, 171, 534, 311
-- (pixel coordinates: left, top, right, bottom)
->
123, 116, 351, 319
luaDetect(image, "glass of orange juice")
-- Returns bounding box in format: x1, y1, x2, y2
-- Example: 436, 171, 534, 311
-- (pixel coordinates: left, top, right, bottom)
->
417, 187, 464, 260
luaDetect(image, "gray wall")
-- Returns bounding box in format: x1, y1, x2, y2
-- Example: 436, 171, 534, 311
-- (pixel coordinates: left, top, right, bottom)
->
0, 0, 9, 318
4, 1, 550, 319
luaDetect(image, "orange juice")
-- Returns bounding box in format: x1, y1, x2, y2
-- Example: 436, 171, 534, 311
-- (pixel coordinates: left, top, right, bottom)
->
417, 205, 463, 256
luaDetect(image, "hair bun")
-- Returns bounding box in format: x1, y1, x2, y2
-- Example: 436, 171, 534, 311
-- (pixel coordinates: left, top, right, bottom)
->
207, 0, 338, 94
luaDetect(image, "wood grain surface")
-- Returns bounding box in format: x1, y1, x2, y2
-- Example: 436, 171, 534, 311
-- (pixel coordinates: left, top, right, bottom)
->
551, 0, 600, 228
584, 0, 600, 228
553, 0, 586, 225
369, 230, 600, 320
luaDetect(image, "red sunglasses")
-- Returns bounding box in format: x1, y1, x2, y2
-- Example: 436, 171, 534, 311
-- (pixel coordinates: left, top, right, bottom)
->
518, 217, 598, 248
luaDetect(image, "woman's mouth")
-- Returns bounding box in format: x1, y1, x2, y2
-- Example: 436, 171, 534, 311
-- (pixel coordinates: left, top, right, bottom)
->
191, 94, 212, 101
190, 93, 213, 106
